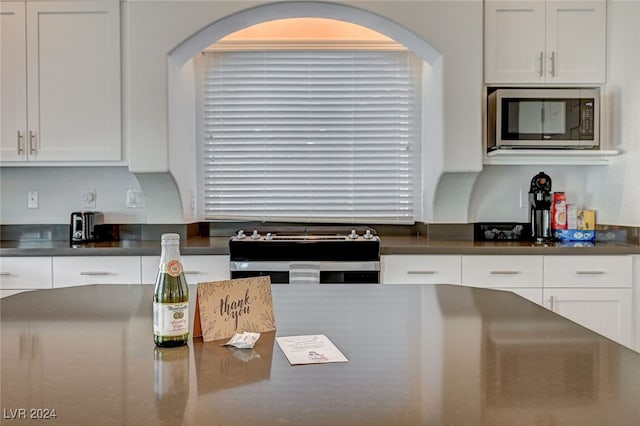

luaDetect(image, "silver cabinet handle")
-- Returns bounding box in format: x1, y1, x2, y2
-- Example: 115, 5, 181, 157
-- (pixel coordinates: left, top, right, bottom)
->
17, 131, 25, 155
538, 51, 544, 77
489, 270, 520, 275
29, 130, 37, 154
575, 270, 605, 275
550, 51, 556, 76
184, 271, 199, 275
549, 295, 556, 311
79, 271, 110, 276
407, 270, 436, 275
0, 272, 11, 276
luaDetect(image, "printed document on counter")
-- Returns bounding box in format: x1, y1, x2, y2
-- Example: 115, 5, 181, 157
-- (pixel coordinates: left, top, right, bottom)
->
276, 334, 348, 365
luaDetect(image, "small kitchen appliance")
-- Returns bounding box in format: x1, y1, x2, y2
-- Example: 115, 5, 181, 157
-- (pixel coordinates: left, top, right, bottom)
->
70, 211, 103, 243
488, 88, 600, 150
529, 172, 552, 242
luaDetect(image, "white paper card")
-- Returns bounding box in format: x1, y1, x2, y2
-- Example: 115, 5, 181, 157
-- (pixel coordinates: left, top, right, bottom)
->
276, 334, 348, 365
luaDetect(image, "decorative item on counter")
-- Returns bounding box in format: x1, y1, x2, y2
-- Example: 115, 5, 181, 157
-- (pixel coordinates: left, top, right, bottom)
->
193, 276, 276, 343
551, 192, 567, 231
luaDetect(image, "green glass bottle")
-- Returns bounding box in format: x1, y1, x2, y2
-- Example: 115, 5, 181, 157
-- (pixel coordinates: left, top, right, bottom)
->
153, 233, 189, 347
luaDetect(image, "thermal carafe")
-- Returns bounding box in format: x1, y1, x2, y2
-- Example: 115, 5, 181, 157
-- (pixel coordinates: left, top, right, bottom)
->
70, 211, 103, 243
528, 172, 552, 242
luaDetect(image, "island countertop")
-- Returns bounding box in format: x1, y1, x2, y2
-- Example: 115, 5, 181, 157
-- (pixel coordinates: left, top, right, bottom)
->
2, 284, 639, 425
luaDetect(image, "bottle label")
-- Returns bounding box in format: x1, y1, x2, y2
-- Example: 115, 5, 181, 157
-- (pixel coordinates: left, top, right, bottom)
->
162, 260, 183, 277
153, 302, 189, 336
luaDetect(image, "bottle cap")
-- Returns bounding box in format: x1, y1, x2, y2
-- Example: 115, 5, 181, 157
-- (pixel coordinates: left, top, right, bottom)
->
161, 233, 181, 243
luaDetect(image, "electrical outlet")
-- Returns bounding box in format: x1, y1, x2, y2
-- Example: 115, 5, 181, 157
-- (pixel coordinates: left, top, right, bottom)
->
126, 188, 144, 208
82, 189, 97, 209
27, 190, 39, 209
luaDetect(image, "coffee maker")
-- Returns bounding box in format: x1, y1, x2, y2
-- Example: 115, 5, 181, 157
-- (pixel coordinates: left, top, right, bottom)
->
529, 172, 552, 242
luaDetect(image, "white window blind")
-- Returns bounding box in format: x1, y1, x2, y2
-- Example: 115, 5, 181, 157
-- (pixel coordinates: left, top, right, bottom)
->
202, 49, 420, 223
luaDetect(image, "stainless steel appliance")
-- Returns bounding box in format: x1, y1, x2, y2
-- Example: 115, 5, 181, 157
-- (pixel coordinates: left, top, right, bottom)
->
70, 211, 103, 243
528, 172, 552, 242
488, 88, 599, 150
229, 227, 380, 284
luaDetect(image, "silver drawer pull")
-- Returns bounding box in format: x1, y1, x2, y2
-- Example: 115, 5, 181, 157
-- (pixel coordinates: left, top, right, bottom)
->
79, 271, 110, 276
489, 270, 520, 275
575, 270, 605, 275
407, 270, 436, 275
183, 271, 199, 275
0, 272, 11, 276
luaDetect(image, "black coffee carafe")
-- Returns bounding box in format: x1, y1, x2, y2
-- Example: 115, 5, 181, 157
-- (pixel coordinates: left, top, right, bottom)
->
529, 172, 552, 242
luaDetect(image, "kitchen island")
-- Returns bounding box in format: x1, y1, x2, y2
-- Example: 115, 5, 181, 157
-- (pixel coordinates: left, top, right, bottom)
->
2, 284, 640, 425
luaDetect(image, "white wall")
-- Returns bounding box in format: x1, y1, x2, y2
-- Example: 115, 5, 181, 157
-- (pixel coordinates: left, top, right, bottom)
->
0, 167, 148, 224
1, 1, 637, 227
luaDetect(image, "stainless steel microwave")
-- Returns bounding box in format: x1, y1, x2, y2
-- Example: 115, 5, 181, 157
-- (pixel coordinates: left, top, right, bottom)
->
488, 88, 600, 150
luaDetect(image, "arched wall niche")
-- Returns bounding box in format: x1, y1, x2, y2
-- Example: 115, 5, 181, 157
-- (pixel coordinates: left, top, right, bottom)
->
165, 1, 448, 223
169, 1, 441, 66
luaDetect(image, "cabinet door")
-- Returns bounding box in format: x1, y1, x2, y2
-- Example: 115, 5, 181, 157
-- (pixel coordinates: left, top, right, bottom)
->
546, 1, 606, 83
485, 1, 546, 83
0, 2, 27, 161
543, 288, 633, 348
0, 257, 53, 290
381, 255, 461, 284
25, 1, 121, 161
141, 255, 230, 284
52, 257, 141, 287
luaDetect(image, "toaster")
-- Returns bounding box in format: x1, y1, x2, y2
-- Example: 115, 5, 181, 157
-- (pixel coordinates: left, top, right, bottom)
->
70, 211, 104, 243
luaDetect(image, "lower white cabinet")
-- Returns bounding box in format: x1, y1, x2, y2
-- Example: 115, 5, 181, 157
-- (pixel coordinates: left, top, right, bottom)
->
383, 253, 635, 350
543, 256, 633, 349
0, 256, 52, 297
543, 288, 633, 348
381, 255, 461, 284
141, 255, 230, 284
52, 256, 141, 288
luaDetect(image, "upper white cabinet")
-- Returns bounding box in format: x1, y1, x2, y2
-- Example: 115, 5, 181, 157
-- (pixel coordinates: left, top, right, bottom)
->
485, 1, 607, 84
0, 1, 121, 163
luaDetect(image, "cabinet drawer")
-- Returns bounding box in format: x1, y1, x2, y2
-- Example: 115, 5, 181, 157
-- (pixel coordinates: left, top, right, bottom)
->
544, 256, 632, 288
53, 256, 141, 287
141, 255, 230, 284
0, 257, 52, 290
381, 255, 461, 284
462, 255, 543, 288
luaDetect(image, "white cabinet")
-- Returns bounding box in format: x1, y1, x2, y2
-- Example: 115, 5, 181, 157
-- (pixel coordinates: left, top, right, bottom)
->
543, 256, 633, 348
462, 255, 544, 304
0, 256, 52, 297
543, 288, 632, 347
52, 256, 141, 288
381, 255, 461, 285
141, 255, 230, 285
0, 1, 121, 163
485, 1, 606, 84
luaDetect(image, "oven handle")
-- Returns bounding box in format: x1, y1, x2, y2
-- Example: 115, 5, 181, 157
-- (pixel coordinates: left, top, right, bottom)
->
230, 261, 380, 272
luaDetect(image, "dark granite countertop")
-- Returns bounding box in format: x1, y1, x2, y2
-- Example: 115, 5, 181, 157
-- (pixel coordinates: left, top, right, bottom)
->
1, 234, 639, 256
2, 284, 640, 425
